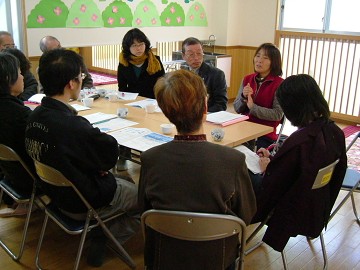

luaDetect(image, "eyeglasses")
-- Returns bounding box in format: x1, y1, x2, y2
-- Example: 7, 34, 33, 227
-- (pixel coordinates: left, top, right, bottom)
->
1, 44, 16, 49
74, 73, 86, 81
184, 52, 204, 59
130, 42, 145, 49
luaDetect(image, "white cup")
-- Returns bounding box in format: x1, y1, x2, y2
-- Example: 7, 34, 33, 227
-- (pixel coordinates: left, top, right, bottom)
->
106, 93, 118, 102
117, 108, 128, 118
145, 103, 156, 113
211, 128, 225, 142
160, 123, 175, 135
81, 97, 94, 108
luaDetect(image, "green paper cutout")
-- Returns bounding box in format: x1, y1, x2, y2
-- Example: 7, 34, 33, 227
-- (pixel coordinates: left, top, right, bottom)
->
185, 1, 207, 26
27, 0, 69, 28
132, 0, 161, 27
66, 0, 103, 28
102, 0, 133, 27
160, 2, 185, 26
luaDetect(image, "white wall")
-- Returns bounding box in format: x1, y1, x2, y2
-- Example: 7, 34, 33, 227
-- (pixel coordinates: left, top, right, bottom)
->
25, 0, 216, 56
24, 0, 278, 56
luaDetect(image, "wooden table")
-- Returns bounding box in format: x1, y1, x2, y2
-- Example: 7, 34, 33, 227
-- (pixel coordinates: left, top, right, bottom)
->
74, 97, 272, 148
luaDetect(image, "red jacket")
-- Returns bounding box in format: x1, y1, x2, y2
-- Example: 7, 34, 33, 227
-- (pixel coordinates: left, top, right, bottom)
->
243, 73, 283, 140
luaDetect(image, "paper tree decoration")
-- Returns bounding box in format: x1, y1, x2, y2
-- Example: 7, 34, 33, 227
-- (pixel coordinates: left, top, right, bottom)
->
160, 2, 185, 26
27, 0, 69, 28
132, 0, 161, 27
185, 1, 207, 26
102, 0, 133, 27
66, 0, 103, 27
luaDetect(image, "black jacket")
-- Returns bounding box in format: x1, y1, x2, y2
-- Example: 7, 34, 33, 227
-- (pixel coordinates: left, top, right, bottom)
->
117, 56, 165, 99
0, 94, 34, 192
18, 71, 38, 101
25, 97, 118, 213
184, 62, 228, 112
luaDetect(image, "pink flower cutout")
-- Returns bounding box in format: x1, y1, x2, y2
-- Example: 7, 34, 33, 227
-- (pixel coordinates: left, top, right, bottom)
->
37, 15, 45, 24
136, 18, 142, 25
200, 13, 205, 19
170, 6, 175, 14
80, 4, 87, 13
73, 17, 80, 25
151, 18, 157, 25
108, 17, 114, 25
143, 6, 149, 12
120, 17, 126, 24
112, 6, 118, 13
91, 14, 98, 22
189, 15, 194, 21
165, 17, 171, 24
194, 5, 199, 11
177, 17, 182, 23
53, 7, 62, 16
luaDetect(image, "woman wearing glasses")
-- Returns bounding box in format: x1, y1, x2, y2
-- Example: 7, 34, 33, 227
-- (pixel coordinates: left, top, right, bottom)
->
117, 28, 165, 99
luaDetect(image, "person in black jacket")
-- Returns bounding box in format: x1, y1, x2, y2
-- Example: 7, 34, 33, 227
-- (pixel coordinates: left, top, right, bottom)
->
117, 28, 165, 99
25, 49, 139, 267
39, 35, 93, 89
181, 37, 228, 112
0, 31, 38, 101
0, 52, 34, 217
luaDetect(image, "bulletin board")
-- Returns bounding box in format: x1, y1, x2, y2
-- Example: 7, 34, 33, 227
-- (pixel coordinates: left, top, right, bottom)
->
24, 0, 214, 56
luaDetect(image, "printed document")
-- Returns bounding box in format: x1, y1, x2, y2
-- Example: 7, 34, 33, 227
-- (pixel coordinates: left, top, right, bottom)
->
234, 145, 262, 174
109, 127, 173, 152
93, 118, 138, 133
82, 112, 118, 124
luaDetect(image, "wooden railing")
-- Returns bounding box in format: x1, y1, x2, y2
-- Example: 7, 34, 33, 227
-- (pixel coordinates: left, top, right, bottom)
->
275, 31, 360, 122
88, 33, 360, 123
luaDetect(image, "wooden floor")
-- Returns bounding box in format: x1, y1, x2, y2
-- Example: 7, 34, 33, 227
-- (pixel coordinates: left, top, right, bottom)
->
1, 160, 359, 270
1, 96, 359, 269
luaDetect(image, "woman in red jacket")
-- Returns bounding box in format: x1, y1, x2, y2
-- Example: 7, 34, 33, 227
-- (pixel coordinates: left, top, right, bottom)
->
234, 43, 284, 150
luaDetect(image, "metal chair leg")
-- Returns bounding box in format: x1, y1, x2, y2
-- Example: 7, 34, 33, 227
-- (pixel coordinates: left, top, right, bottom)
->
0, 188, 36, 261
319, 232, 328, 270
350, 194, 360, 225
35, 214, 49, 270
281, 250, 288, 270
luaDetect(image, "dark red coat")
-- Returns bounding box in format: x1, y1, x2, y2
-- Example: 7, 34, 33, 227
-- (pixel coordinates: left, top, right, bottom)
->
252, 119, 347, 251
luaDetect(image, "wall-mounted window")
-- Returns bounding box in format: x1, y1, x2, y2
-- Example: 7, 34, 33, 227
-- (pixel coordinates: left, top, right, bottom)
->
0, 0, 24, 51
279, 0, 360, 35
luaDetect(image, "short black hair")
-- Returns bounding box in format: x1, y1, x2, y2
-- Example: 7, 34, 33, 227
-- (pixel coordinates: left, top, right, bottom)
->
254, 43, 282, 76
276, 74, 330, 127
3, 48, 30, 75
121, 28, 151, 61
181, 37, 202, 53
0, 52, 20, 95
38, 49, 83, 96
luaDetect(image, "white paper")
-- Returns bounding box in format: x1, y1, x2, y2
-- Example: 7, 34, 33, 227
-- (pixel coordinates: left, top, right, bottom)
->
126, 99, 157, 109
118, 92, 139, 100
82, 112, 117, 124
206, 111, 247, 124
234, 145, 262, 174
93, 118, 138, 133
109, 127, 173, 152
71, 104, 91, 111
27, 93, 46, 104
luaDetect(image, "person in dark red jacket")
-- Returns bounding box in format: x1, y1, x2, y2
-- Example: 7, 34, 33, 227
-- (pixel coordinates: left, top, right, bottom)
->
251, 74, 347, 252
234, 43, 284, 150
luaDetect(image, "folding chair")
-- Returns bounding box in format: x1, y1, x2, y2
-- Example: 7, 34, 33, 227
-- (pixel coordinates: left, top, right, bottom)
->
141, 209, 247, 270
33, 160, 136, 270
267, 116, 287, 155
246, 158, 340, 270
0, 144, 39, 261
329, 131, 360, 225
